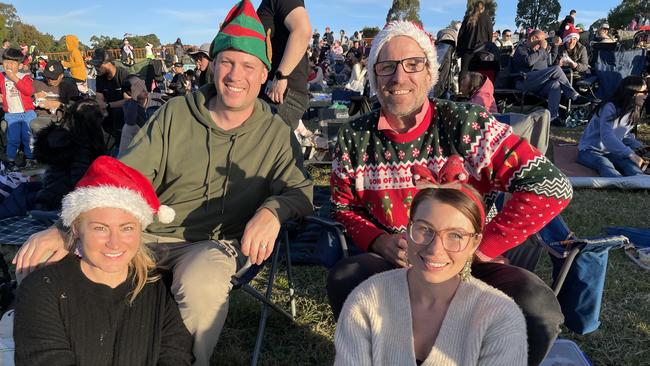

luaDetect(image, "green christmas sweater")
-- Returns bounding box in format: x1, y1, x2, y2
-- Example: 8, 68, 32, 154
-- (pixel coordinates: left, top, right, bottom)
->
331, 100, 573, 260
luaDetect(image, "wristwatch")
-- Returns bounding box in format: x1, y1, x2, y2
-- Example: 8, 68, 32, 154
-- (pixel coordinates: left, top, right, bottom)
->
275, 71, 289, 80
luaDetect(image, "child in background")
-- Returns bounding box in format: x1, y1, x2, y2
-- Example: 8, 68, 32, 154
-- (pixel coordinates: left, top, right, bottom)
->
0, 47, 36, 169
459, 71, 498, 113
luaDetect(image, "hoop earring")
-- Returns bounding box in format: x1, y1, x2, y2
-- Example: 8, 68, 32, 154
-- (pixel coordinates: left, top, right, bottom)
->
459, 259, 472, 281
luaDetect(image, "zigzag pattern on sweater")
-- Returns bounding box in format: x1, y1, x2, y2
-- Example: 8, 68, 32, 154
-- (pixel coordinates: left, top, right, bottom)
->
514, 177, 574, 200
465, 117, 513, 177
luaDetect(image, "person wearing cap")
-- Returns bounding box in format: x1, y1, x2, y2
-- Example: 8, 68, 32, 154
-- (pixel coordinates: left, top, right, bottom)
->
257, 0, 312, 131
189, 42, 213, 88
595, 23, 615, 43
512, 29, 590, 125
14, 1, 313, 364
91, 48, 130, 146
0, 47, 37, 169
14, 156, 194, 365
61, 35, 86, 83
31, 59, 81, 131
555, 23, 589, 73
334, 161, 527, 365
326, 21, 571, 365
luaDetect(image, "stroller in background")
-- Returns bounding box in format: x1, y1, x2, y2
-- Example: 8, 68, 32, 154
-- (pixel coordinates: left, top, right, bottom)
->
432, 28, 459, 99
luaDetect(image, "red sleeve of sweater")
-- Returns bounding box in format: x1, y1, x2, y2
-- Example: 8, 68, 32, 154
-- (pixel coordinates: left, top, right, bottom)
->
458, 109, 572, 260
330, 137, 385, 252
478, 133, 572, 259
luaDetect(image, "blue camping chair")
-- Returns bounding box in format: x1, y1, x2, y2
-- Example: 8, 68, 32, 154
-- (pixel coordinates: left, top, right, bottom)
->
505, 214, 629, 334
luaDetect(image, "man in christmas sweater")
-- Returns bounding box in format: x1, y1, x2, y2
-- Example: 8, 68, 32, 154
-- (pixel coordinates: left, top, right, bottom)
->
327, 21, 572, 366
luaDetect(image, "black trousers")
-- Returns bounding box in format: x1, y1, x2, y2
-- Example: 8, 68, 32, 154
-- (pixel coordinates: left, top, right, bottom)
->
326, 253, 563, 366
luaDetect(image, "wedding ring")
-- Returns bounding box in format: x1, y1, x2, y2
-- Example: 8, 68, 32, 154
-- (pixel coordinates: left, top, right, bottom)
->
260, 243, 267, 249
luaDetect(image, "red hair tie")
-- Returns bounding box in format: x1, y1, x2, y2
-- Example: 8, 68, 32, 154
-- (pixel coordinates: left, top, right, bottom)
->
411, 155, 486, 229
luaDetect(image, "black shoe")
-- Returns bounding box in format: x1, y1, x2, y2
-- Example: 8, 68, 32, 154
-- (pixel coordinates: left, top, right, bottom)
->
2, 160, 17, 171
572, 95, 591, 106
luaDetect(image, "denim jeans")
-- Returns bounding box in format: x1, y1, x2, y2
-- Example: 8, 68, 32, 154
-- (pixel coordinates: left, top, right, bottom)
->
577, 149, 645, 177
5, 110, 36, 160
517, 66, 577, 119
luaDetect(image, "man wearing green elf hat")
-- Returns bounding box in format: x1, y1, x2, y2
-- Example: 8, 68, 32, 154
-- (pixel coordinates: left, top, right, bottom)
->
14, 1, 313, 364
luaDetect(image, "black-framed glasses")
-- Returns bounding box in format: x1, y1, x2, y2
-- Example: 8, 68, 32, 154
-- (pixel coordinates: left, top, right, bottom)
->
374, 56, 427, 76
407, 220, 479, 252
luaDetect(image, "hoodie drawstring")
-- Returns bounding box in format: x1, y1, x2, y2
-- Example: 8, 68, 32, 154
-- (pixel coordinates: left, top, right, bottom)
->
222, 135, 238, 215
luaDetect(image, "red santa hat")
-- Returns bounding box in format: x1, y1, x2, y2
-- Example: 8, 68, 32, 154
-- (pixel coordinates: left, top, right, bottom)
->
60, 156, 175, 228
562, 23, 580, 44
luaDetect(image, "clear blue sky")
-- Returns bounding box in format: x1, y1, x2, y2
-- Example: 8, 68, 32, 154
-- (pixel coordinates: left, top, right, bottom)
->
12, 0, 621, 46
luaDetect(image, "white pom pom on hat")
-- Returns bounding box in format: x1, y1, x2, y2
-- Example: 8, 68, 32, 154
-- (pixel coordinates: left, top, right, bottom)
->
60, 156, 175, 228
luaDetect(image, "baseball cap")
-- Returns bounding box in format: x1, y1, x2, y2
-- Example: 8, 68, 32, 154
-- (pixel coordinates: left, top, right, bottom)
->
601, 23, 610, 29
42, 60, 64, 80
189, 42, 212, 60
90, 48, 114, 67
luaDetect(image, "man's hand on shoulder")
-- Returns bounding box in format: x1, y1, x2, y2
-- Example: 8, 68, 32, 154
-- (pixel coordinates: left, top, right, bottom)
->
240, 208, 281, 265
370, 233, 409, 268
13, 227, 68, 280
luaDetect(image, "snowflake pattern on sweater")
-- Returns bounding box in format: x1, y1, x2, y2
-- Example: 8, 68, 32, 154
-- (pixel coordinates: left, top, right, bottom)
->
331, 100, 573, 259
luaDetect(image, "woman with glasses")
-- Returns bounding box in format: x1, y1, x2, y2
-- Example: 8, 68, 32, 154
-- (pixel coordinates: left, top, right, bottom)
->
578, 75, 649, 176
334, 175, 527, 365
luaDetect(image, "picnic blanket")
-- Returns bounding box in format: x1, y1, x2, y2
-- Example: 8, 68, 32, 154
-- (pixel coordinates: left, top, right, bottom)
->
0, 216, 48, 246
552, 142, 650, 189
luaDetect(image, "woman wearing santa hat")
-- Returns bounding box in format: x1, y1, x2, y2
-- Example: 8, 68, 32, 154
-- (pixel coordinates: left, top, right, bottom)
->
14, 156, 193, 365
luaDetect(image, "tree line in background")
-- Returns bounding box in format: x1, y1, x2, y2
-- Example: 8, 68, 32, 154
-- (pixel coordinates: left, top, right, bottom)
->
0, 2, 165, 53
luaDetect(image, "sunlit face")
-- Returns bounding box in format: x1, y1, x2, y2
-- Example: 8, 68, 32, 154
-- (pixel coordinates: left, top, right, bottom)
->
2, 60, 19, 74
74, 207, 142, 285
565, 37, 578, 50
212, 49, 268, 113
375, 36, 431, 119
95, 62, 112, 77
407, 198, 481, 284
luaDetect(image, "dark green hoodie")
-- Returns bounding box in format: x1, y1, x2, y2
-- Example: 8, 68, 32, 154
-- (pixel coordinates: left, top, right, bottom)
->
120, 84, 313, 241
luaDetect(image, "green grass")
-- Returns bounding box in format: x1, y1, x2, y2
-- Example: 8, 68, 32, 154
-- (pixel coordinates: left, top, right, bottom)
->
2, 125, 650, 366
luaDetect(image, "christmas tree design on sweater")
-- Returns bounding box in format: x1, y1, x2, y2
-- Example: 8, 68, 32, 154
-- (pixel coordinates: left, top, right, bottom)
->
331, 100, 572, 259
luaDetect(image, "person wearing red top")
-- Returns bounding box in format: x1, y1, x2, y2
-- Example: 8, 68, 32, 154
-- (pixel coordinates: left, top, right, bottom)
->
327, 21, 573, 366
0, 47, 36, 168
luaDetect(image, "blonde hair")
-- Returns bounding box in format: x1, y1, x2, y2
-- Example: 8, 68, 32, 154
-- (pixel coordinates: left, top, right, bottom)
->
67, 217, 159, 304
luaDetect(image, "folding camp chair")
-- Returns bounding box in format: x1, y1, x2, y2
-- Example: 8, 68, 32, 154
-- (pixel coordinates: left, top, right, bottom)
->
503, 214, 629, 334
230, 227, 297, 366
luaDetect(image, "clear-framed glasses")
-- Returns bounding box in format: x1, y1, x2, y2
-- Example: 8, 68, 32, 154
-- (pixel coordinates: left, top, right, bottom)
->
407, 220, 479, 252
374, 56, 427, 76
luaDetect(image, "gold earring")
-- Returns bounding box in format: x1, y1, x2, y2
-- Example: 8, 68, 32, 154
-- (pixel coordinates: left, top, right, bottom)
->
459, 259, 472, 281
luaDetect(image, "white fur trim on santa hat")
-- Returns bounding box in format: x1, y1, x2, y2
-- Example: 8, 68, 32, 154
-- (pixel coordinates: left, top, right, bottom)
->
61, 186, 155, 228
367, 21, 439, 95
563, 32, 579, 44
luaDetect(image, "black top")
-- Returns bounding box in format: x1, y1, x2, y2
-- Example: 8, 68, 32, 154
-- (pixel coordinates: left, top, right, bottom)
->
457, 11, 493, 55
96, 66, 129, 103
257, 0, 309, 95
14, 254, 194, 366
33, 77, 80, 118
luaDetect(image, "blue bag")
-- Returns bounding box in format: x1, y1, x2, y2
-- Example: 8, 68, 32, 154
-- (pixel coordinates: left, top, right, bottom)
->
605, 227, 650, 248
